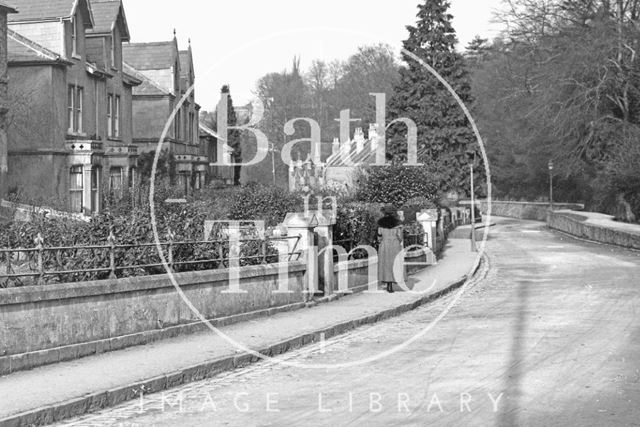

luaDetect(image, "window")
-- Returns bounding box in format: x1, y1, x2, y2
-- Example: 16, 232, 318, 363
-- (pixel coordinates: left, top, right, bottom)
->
175, 109, 181, 140
114, 96, 121, 137
178, 173, 189, 196
110, 31, 116, 67
194, 171, 205, 190
129, 167, 136, 189
69, 166, 83, 213
68, 85, 83, 133
71, 17, 78, 56
91, 167, 100, 214
109, 167, 123, 197
188, 112, 194, 143
107, 94, 113, 138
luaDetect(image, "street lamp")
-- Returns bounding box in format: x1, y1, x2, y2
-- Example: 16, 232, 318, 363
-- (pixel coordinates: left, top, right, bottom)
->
268, 142, 280, 186
548, 159, 554, 210
467, 150, 478, 253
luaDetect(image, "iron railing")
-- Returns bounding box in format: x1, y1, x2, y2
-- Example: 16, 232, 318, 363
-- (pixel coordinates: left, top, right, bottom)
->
0, 232, 302, 288
332, 232, 427, 261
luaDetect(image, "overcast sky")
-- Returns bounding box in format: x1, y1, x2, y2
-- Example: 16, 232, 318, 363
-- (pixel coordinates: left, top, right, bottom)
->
124, 0, 504, 110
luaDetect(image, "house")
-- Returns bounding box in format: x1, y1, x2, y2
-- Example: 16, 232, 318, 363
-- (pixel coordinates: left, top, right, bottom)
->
288, 124, 380, 192
0, 1, 17, 198
123, 34, 206, 193
199, 122, 234, 185
5, 0, 141, 215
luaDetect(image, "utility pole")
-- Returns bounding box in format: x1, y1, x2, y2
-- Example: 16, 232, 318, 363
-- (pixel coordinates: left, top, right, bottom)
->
470, 162, 477, 252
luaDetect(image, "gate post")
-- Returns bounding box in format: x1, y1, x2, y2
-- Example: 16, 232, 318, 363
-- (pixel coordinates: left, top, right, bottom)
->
314, 210, 337, 297
284, 212, 319, 300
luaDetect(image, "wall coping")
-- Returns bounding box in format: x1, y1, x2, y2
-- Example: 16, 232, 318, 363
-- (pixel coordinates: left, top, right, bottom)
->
0, 261, 307, 306
460, 199, 585, 209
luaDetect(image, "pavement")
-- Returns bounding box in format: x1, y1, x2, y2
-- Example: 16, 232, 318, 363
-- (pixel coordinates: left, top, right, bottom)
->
0, 236, 481, 426
54, 216, 640, 427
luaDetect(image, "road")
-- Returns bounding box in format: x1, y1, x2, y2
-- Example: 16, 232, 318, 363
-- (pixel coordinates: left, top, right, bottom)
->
59, 217, 640, 426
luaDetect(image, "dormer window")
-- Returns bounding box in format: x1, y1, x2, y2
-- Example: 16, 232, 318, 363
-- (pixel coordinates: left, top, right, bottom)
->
71, 17, 78, 56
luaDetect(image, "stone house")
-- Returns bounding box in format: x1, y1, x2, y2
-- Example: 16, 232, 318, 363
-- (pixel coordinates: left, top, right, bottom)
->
123, 35, 206, 193
5, 0, 141, 215
0, 1, 17, 198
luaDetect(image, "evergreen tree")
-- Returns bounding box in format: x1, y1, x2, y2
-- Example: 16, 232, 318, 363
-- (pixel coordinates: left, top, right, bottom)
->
219, 85, 242, 185
388, 0, 481, 196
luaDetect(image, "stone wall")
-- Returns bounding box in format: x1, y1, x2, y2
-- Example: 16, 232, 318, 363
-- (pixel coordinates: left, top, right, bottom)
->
0, 262, 307, 375
468, 200, 584, 221
548, 211, 640, 250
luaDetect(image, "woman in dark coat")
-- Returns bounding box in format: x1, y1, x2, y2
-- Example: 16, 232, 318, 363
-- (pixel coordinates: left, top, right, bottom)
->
377, 204, 404, 293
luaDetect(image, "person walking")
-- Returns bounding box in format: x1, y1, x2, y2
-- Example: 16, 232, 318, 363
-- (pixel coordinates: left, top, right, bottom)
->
377, 204, 404, 293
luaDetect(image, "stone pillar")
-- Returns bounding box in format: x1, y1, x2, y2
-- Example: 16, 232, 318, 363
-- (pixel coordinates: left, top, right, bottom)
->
314, 210, 337, 297
417, 209, 438, 250
283, 212, 319, 299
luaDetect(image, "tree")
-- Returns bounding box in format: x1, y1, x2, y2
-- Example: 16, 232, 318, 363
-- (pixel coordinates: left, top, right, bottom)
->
470, 0, 640, 218
388, 0, 481, 196
218, 85, 242, 185
252, 56, 309, 188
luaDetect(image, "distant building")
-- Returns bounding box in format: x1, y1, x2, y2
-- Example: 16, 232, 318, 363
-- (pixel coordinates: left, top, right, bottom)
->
123, 34, 207, 194
199, 123, 234, 185
5, 0, 141, 215
0, 1, 17, 198
289, 124, 380, 192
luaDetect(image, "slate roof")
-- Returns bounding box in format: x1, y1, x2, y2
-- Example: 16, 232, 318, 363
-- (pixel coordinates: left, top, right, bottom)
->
7, 28, 68, 63
123, 62, 173, 96
88, 0, 129, 40
326, 138, 377, 167
8, 0, 93, 26
122, 41, 177, 70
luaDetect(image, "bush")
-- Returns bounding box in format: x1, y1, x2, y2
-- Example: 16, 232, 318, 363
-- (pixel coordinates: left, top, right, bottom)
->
333, 202, 382, 253
227, 183, 303, 227
354, 165, 440, 207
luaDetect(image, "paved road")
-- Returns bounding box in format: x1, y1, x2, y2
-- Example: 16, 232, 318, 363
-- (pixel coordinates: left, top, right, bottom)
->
60, 218, 640, 427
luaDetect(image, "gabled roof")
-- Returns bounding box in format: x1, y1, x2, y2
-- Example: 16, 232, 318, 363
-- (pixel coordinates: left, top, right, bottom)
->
123, 62, 173, 96
88, 0, 130, 41
122, 40, 178, 71
8, 0, 93, 26
7, 27, 71, 64
326, 138, 377, 168
179, 50, 191, 78
0, 2, 18, 13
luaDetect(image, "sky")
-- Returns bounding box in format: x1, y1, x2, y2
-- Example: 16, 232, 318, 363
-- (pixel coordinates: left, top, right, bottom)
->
124, 0, 504, 111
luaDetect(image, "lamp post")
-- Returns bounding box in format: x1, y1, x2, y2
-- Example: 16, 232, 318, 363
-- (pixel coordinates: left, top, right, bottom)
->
269, 142, 279, 186
548, 159, 554, 211
467, 150, 478, 252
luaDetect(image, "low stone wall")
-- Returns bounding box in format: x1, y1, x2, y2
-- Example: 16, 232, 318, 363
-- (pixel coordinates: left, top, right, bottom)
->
467, 200, 584, 221
333, 250, 431, 294
548, 211, 640, 250
0, 262, 307, 375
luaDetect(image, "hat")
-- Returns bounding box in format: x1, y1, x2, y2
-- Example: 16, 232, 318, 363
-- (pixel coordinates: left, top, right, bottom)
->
381, 204, 397, 216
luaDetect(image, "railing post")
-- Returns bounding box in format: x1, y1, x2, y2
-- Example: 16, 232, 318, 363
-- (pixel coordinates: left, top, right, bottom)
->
261, 239, 268, 264
35, 233, 44, 285
107, 231, 117, 279
166, 228, 175, 272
